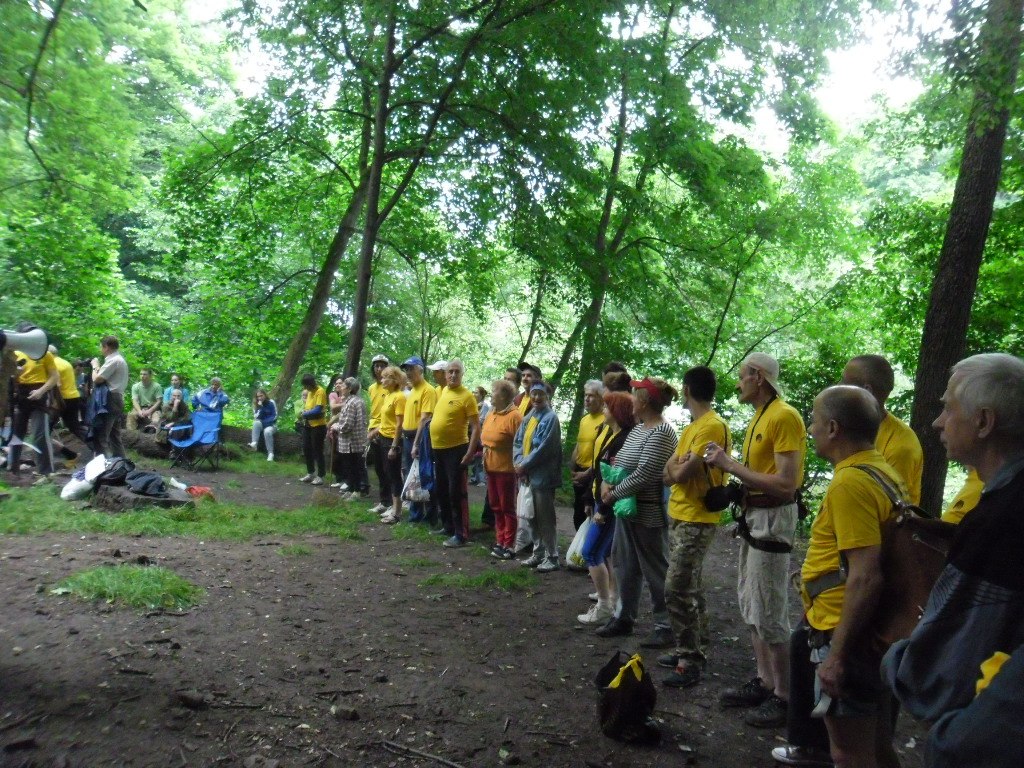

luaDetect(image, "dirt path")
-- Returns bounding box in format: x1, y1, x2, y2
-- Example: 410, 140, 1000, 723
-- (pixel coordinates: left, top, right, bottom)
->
0, 466, 928, 768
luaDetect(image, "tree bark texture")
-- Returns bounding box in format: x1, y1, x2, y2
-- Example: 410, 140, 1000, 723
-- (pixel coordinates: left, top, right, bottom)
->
910, 0, 1024, 514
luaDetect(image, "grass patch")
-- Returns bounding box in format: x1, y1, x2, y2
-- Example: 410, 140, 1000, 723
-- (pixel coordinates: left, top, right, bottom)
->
420, 567, 537, 591
279, 544, 312, 556
393, 556, 442, 568
219, 453, 307, 477
0, 485, 372, 541
52, 565, 204, 610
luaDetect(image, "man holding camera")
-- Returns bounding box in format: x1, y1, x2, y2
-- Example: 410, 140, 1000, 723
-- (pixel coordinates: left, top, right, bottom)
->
660, 366, 733, 689
705, 352, 806, 728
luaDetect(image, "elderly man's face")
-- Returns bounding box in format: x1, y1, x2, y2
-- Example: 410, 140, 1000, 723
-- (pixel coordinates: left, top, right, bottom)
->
933, 372, 978, 465
584, 389, 602, 414
808, 396, 833, 460
210, 380, 221, 392
446, 365, 464, 387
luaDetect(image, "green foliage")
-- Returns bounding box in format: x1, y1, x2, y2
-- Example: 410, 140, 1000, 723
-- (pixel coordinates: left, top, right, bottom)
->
52, 564, 204, 610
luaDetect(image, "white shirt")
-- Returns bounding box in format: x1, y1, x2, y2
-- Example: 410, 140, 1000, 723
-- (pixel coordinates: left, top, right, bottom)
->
97, 352, 129, 394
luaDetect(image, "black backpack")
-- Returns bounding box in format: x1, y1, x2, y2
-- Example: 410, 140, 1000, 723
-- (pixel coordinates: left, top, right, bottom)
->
125, 470, 169, 498
94, 457, 136, 487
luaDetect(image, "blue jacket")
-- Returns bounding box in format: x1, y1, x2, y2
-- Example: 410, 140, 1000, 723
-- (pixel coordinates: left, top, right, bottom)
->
512, 406, 562, 490
255, 399, 277, 428
193, 387, 230, 412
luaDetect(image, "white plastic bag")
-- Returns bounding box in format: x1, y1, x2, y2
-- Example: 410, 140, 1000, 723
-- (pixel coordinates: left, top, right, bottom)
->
83, 454, 107, 482
401, 460, 430, 502
566, 516, 593, 569
516, 482, 534, 520
61, 477, 94, 500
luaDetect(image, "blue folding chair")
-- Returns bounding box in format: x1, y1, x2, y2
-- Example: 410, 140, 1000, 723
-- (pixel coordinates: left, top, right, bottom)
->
168, 410, 223, 471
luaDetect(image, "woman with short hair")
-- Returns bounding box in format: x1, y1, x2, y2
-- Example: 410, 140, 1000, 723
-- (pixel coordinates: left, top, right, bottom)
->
376, 366, 407, 524
481, 378, 523, 559
248, 388, 277, 460
335, 377, 369, 500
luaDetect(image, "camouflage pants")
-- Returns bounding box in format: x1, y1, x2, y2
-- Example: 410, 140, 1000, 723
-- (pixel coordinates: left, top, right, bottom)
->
665, 520, 717, 667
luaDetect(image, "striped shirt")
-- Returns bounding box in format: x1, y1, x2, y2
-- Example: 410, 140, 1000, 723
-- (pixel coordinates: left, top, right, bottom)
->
609, 421, 678, 527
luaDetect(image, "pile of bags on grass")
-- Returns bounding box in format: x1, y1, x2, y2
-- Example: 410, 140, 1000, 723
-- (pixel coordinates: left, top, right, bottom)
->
61, 455, 180, 501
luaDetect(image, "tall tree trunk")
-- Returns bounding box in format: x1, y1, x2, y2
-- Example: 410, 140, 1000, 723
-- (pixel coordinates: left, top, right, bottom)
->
910, 0, 1024, 514
517, 271, 546, 365
269, 179, 368, 408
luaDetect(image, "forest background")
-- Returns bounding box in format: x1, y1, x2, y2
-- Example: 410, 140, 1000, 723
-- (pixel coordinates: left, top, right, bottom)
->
2, 0, 1023, 512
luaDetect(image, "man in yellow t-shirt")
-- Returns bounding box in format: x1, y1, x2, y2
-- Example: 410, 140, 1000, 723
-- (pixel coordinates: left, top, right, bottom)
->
46, 344, 89, 458
841, 354, 924, 505
399, 356, 437, 523
569, 379, 606, 530
784, 385, 904, 768
705, 352, 805, 728
7, 343, 60, 476
429, 359, 480, 547
660, 366, 732, 689
298, 373, 328, 485
366, 354, 390, 513
427, 360, 447, 399
942, 467, 983, 524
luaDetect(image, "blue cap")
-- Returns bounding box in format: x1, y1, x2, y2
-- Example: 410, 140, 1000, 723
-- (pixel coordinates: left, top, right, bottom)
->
400, 356, 425, 369
529, 382, 548, 393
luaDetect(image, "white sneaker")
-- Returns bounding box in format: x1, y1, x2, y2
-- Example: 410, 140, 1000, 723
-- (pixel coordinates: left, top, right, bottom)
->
299, 474, 314, 483
344, 491, 365, 501
339, 483, 350, 491
330, 482, 343, 488
577, 604, 613, 625
267, 453, 274, 462
368, 503, 387, 514
588, 591, 599, 602
247, 442, 257, 449
380, 512, 399, 525
310, 476, 324, 486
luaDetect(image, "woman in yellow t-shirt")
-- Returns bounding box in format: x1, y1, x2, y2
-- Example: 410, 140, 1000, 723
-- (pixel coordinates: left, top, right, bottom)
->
299, 373, 329, 485
376, 366, 407, 524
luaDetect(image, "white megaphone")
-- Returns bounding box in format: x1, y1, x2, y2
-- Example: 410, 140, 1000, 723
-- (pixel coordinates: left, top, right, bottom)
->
0, 324, 50, 361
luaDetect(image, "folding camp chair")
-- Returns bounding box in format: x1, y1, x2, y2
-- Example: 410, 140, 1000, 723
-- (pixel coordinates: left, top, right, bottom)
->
168, 410, 222, 471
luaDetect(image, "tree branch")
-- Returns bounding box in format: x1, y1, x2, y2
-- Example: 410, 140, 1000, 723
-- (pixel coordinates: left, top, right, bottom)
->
22, 0, 68, 182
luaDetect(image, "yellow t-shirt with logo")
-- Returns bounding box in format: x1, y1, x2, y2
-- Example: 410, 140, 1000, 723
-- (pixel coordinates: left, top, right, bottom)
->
574, 412, 605, 468
378, 390, 406, 440
303, 386, 329, 428
741, 397, 806, 485
53, 356, 79, 399
430, 385, 478, 450
518, 395, 531, 416
876, 411, 923, 505
943, 468, 984, 524
800, 449, 906, 631
402, 380, 437, 432
668, 410, 732, 524
15, 351, 58, 386
368, 382, 386, 430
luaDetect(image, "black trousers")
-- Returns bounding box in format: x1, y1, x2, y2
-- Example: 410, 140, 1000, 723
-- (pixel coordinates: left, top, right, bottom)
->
786, 622, 830, 752
571, 463, 590, 530
302, 423, 326, 476
434, 445, 470, 540
57, 396, 89, 444
93, 390, 125, 459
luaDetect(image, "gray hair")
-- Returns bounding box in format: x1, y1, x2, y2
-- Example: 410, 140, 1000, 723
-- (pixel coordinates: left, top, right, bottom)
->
583, 379, 605, 395
344, 376, 361, 395
447, 358, 465, 373
951, 354, 1024, 442
171, 389, 183, 398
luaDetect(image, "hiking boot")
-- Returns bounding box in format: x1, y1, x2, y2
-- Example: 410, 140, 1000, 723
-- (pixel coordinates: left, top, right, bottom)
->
771, 745, 835, 767
720, 677, 772, 708
745, 694, 788, 728
520, 552, 545, 568
577, 604, 613, 626
595, 617, 634, 638
299, 474, 314, 483
657, 653, 680, 669
639, 626, 674, 649
663, 664, 701, 689
536, 557, 560, 573
442, 535, 467, 548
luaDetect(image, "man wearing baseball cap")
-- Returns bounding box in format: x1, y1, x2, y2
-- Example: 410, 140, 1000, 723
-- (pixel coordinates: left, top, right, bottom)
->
705, 352, 806, 728
428, 361, 448, 398
399, 356, 437, 523
517, 363, 543, 417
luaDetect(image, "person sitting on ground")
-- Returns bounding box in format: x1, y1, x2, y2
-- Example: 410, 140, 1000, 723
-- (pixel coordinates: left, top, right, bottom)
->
298, 373, 328, 485
334, 377, 369, 501
128, 368, 163, 431
249, 388, 277, 461
571, 379, 607, 530
577, 390, 634, 626
481, 378, 523, 560
596, 377, 678, 646
513, 381, 563, 572
163, 373, 190, 405
660, 365, 732, 689
193, 377, 230, 412
157, 389, 191, 445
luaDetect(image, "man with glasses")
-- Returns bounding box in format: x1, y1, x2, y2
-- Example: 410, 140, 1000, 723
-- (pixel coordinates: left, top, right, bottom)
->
428, 359, 481, 548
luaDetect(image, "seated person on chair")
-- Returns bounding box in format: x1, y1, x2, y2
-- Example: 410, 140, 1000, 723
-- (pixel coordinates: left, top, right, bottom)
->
128, 368, 163, 431
192, 377, 230, 412
157, 389, 191, 444
249, 388, 277, 462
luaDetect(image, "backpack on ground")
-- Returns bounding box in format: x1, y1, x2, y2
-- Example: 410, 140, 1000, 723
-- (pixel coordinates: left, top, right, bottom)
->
125, 469, 169, 498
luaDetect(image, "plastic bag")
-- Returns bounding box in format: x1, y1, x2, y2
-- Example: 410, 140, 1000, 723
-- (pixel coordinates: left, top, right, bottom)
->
594, 651, 660, 744
83, 454, 108, 482
61, 477, 94, 500
600, 461, 637, 519
566, 516, 593, 569
516, 482, 534, 520
401, 459, 430, 502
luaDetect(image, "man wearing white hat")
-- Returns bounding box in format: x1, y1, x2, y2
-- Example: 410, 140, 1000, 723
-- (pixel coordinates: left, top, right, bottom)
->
705, 352, 806, 729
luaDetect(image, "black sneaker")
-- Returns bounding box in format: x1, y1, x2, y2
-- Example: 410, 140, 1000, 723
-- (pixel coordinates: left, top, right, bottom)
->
745, 693, 788, 728
489, 545, 504, 559
657, 653, 680, 669
498, 547, 515, 561
720, 676, 772, 708
663, 665, 701, 689
595, 617, 634, 638
639, 626, 674, 649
